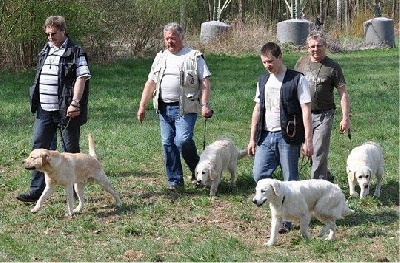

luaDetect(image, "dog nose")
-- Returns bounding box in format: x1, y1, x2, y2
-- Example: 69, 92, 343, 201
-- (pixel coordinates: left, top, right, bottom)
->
252, 199, 257, 205
363, 184, 369, 189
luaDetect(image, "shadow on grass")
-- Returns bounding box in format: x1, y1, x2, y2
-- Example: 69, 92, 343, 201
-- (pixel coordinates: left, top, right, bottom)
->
380, 177, 399, 206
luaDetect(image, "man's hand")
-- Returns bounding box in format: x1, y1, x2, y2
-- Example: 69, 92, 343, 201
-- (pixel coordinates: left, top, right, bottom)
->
137, 106, 146, 123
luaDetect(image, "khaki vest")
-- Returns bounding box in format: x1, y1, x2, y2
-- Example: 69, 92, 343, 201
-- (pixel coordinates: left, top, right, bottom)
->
152, 49, 202, 115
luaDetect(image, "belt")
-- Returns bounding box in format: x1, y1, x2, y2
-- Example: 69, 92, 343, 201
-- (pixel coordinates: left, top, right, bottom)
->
312, 109, 333, 114
161, 101, 179, 106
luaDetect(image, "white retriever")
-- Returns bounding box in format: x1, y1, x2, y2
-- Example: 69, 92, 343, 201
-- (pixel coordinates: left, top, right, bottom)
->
195, 138, 247, 196
346, 141, 384, 198
23, 133, 122, 216
252, 178, 354, 246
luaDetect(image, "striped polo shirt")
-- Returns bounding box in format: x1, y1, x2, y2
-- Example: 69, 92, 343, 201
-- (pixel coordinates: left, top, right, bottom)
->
39, 38, 90, 111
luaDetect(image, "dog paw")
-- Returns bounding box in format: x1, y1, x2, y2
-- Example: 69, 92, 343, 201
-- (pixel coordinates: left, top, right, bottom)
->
349, 192, 358, 198
30, 207, 39, 213
73, 208, 82, 214
266, 240, 275, 246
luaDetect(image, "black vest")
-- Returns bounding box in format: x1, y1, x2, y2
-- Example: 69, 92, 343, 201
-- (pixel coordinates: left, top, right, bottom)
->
255, 69, 305, 145
29, 37, 89, 127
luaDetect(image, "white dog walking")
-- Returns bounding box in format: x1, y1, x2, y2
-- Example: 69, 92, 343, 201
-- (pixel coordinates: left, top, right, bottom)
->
195, 138, 247, 196
252, 178, 354, 246
346, 141, 384, 198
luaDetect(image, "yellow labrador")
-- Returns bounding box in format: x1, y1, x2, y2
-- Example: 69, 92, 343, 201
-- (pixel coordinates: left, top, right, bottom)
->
23, 133, 122, 216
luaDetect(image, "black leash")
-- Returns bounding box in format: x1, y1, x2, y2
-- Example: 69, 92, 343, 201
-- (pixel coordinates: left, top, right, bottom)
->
202, 110, 214, 150
202, 118, 208, 150
58, 117, 71, 151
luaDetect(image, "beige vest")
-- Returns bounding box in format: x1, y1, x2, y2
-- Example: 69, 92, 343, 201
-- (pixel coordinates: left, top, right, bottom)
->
152, 49, 202, 115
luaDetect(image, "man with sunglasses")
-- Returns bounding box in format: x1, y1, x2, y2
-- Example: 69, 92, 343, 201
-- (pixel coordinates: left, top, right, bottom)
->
295, 32, 350, 183
247, 42, 313, 233
17, 16, 90, 202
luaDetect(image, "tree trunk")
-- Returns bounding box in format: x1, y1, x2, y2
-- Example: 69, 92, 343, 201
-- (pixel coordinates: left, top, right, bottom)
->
237, 0, 243, 25
337, 0, 342, 29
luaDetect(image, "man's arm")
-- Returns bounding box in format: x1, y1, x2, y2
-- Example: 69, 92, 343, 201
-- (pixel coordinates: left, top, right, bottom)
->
200, 77, 212, 118
337, 84, 351, 133
67, 76, 87, 117
300, 102, 314, 157
137, 79, 156, 123
247, 103, 260, 156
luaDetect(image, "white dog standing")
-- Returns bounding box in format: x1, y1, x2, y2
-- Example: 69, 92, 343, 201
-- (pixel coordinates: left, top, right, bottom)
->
23, 133, 122, 216
195, 138, 247, 197
346, 141, 384, 198
252, 178, 354, 246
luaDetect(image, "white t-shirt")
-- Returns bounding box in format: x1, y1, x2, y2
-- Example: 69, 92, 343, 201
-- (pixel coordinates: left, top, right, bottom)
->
254, 68, 311, 132
39, 39, 91, 111
148, 47, 211, 103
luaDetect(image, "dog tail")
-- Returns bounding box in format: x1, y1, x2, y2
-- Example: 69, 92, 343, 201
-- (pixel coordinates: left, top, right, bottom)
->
238, 149, 248, 159
88, 133, 97, 158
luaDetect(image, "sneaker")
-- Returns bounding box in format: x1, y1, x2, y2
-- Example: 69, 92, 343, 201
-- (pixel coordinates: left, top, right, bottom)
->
167, 184, 184, 191
16, 191, 41, 202
278, 221, 293, 234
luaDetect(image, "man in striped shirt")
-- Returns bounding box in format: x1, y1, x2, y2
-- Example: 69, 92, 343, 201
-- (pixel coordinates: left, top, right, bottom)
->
17, 16, 91, 203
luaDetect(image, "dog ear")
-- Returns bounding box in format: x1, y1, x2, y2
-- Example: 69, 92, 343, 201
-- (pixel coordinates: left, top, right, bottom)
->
209, 167, 216, 180
270, 180, 282, 197
40, 153, 50, 166
367, 168, 372, 179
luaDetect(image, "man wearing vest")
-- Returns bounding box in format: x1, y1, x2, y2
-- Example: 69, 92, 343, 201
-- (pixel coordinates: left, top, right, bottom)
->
137, 22, 212, 191
247, 42, 313, 232
16, 16, 91, 202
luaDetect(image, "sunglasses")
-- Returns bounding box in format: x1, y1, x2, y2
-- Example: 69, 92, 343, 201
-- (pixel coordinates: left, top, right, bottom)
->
309, 44, 324, 49
45, 31, 59, 37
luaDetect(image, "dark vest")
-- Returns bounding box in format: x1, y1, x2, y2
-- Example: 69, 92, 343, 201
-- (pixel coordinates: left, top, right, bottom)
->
29, 37, 89, 127
255, 69, 305, 145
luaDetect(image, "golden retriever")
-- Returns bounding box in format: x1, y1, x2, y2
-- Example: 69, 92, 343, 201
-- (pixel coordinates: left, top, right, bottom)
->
195, 138, 247, 197
346, 141, 384, 198
252, 178, 354, 246
23, 133, 122, 216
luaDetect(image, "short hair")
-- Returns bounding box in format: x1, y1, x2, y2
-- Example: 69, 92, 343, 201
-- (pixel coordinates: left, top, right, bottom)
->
307, 31, 327, 46
260, 42, 282, 58
164, 22, 184, 39
43, 16, 66, 31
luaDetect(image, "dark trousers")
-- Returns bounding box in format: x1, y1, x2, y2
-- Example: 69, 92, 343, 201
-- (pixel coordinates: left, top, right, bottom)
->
30, 107, 80, 193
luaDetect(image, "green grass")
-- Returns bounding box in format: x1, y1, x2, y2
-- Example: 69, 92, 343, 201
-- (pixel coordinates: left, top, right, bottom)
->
0, 48, 398, 262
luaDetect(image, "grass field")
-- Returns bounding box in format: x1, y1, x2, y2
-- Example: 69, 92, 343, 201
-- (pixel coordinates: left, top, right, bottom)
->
0, 48, 398, 262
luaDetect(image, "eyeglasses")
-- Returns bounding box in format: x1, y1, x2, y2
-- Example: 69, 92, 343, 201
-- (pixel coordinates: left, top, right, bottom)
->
308, 44, 324, 49
45, 31, 59, 37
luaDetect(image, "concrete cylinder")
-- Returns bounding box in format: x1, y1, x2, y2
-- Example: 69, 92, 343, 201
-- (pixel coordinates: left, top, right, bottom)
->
200, 21, 230, 44
277, 19, 312, 46
364, 17, 395, 48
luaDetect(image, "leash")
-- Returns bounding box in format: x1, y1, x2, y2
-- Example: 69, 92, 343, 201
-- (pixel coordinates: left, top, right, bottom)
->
299, 155, 312, 173
202, 118, 208, 150
202, 109, 214, 150
58, 117, 72, 150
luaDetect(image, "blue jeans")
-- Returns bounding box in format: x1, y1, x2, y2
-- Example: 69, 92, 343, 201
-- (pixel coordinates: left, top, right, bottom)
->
311, 109, 335, 179
29, 107, 81, 193
158, 102, 199, 187
253, 131, 301, 182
